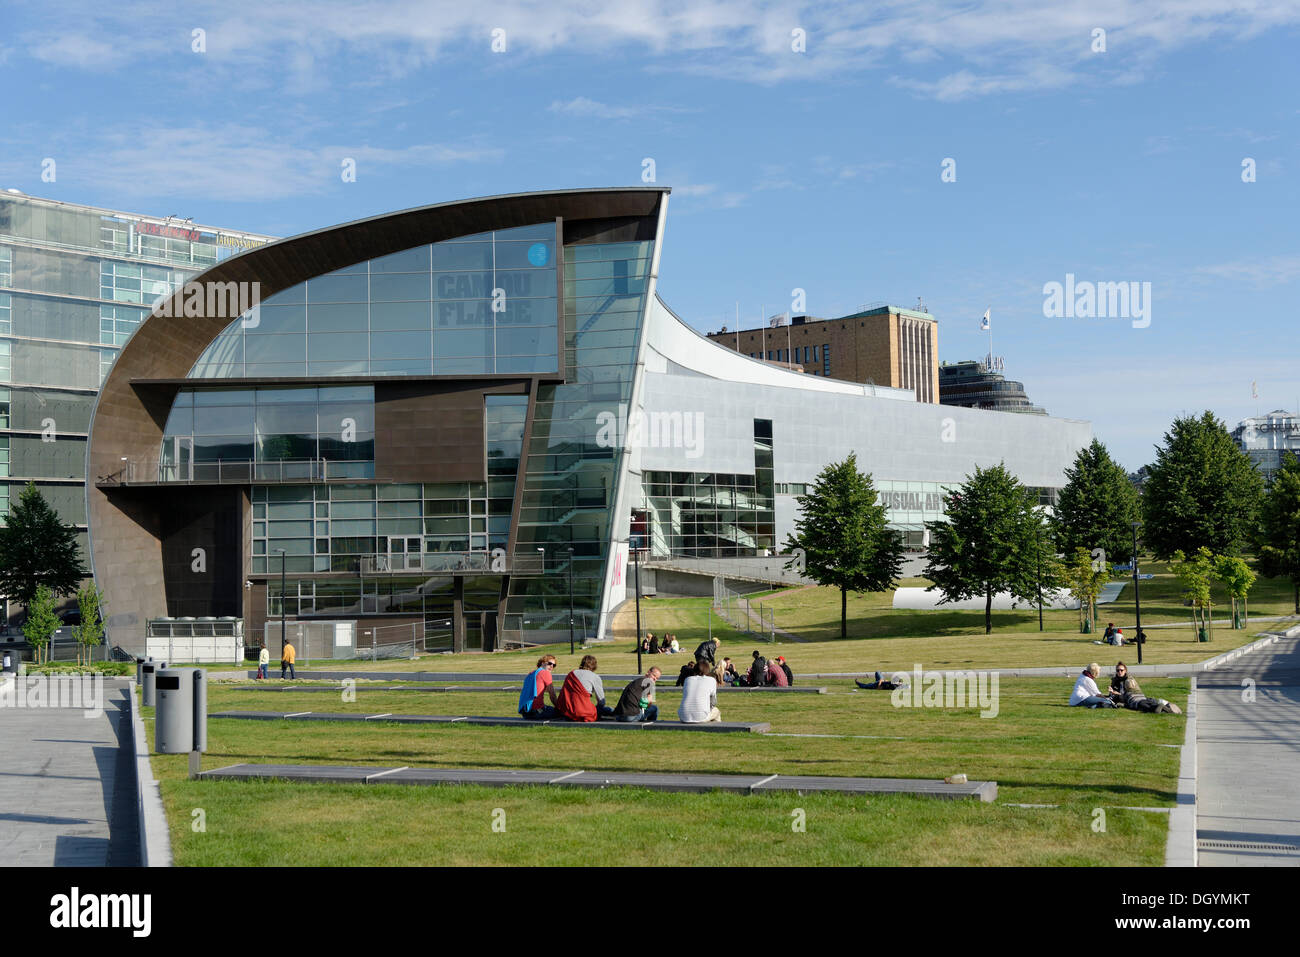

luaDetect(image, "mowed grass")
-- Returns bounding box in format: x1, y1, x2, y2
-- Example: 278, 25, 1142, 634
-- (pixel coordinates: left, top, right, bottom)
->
147, 675, 1188, 866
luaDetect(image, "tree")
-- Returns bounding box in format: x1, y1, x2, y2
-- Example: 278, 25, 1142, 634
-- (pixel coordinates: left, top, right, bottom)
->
1171, 548, 1215, 640
1062, 547, 1110, 633
784, 454, 905, 640
1141, 412, 1263, 559
0, 482, 85, 607
23, 584, 60, 664
1257, 451, 1300, 614
923, 463, 1049, 634
1053, 439, 1140, 563
1213, 554, 1255, 629
72, 583, 105, 665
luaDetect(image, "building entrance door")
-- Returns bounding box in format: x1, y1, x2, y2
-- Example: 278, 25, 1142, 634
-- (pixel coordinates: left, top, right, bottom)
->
386, 536, 422, 571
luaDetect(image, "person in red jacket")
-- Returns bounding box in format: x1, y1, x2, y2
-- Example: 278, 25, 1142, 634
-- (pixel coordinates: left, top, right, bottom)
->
555, 654, 612, 721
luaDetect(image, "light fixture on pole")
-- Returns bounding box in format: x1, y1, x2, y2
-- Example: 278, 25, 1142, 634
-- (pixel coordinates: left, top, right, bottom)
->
1131, 522, 1143, 665
274, 548, 287, 654
567, 546, 575, 656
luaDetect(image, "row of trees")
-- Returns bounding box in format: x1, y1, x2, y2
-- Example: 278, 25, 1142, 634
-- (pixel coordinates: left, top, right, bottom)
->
0, 481, 97, 661
784, 410, 1300, 638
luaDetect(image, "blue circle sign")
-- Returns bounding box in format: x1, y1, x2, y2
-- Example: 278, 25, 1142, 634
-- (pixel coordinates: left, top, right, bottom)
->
527, 243, 549, 266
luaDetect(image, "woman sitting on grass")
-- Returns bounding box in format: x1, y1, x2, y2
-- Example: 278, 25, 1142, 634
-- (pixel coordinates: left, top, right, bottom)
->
1118, 677, 1182, 714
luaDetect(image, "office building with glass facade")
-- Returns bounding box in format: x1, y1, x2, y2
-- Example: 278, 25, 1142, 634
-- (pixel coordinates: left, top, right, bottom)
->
0, 190, 273, 620
87, 188, 1091, 655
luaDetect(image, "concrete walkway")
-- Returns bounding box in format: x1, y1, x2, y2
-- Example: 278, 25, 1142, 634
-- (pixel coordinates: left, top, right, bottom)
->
0, 677, 138, 866
1195, 632, 1300, 866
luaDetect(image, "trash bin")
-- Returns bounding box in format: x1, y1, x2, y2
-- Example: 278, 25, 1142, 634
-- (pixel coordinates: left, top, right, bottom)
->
1082, 619, 1092, 634
155, 668, 194, 754
1198, 627, 1209, 643
1, 649, 13, 673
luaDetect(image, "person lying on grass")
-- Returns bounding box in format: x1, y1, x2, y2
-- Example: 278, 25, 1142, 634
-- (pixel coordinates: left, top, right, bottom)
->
1069, 662, 1117, 708
1118, 677, 1182, 714
856, 670, 905, 691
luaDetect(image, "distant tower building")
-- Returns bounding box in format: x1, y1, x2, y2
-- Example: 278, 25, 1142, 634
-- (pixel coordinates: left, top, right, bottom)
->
1232, 409, 1300, 484
938, 359, 1046, 415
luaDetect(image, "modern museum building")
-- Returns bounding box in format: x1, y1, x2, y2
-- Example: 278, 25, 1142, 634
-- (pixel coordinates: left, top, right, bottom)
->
86, 188, 1091, 655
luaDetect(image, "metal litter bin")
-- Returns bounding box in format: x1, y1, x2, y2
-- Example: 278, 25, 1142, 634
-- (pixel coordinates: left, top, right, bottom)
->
155, 668, 194, 754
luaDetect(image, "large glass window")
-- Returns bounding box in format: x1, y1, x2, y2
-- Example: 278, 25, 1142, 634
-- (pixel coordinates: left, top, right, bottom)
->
188, 222, 560, 378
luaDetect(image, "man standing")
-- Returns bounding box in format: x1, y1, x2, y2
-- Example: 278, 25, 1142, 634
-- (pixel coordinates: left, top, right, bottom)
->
281, 639, 296, 680
694, 636, 720, 667
614, 666, 661, 723
257, 644, 269, 680
518, 654, 559, 719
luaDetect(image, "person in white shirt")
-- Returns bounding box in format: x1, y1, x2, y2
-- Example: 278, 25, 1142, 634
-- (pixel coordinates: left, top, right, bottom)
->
1069, 663, 1117, 708
679, 660, 722, 722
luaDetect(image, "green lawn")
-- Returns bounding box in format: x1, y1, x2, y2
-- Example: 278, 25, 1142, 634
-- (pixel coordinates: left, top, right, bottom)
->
148, 675, 1188, 866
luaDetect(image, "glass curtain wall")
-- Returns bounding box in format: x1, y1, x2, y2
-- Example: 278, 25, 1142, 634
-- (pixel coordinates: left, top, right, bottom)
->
504, 240, 654, 635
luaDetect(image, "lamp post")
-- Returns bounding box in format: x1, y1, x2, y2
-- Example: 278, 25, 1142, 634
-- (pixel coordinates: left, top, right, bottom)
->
1131, 522, 1143, 665
1036, 522, 1044, 632
633, 537, 643, 674
274, 548, 287, 655
567, 546, 575, 656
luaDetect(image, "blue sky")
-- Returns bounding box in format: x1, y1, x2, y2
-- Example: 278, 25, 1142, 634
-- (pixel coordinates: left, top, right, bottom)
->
3, 0, 1298, 471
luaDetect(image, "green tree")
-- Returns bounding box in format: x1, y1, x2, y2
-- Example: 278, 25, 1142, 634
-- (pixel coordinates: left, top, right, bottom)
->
1212, 554, 1256, 629
1141, 412, 1263, 559
1062, 547, 1111, 633
784, 454, 905, 640
1171, 548, 1215, 639
22, 584, 60, 665
72, 582, 105, 665
0, 482, 85, 607
1053, 438, 1140, 562
1258, 451, 1300, 613
923, 463, 1051, 634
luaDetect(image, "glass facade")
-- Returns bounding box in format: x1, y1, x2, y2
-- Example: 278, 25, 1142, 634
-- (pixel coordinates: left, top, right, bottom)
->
0, 192, 271, 537
502, 239, 655, 632
189, 223, 559, 379
160, 385, 375, 481
639, 419, 776, 558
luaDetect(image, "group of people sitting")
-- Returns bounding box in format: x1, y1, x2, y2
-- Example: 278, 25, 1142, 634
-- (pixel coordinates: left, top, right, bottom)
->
1069, 661, 1182, 713
638, 632, 681, 655
673, 641, 793, 689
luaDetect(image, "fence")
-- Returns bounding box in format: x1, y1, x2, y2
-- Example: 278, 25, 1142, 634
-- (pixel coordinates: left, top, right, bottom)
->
711, 577, 777, 641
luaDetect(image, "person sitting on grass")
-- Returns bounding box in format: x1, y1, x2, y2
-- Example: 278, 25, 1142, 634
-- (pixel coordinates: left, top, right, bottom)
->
766, 656, 789, 687
667, 634, 681, 654
679, 660, 722, 723
776, 656, 794, 686
745, 650, 769, 687
1111, 627, 1125, 646
1118, 677, 1182, 714
1108, 661, 1130, 700
556, 654, 614, 722
647, 633, 660, 655
518, 654, 559, 720
1102, 622, 1116, 642
856, 670, 903, 691
639, 635, 651, 654
1069, 662, 1116, 708
614, 666, 661, 723
675, 659, 698, 686
719, 657, 740, 685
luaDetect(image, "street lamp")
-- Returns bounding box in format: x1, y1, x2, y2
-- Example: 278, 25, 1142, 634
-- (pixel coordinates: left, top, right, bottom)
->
567, 546, 575, 656
1131, 522, 1143, 664
274, 548, 287, 655
632, 537, 643, 674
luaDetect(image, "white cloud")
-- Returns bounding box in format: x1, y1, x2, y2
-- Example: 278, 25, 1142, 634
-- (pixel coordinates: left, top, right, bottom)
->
14, 0, 1300, 100
547, 97, 642, 119
65, 124, 503, 201
1198, 255, 1300, 287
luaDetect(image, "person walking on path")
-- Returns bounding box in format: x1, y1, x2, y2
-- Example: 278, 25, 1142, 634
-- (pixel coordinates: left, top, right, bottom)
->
257, 644, 269, 680
281, 640, 296, 680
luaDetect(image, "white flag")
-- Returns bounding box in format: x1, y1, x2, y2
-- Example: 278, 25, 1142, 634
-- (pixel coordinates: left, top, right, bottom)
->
980, 308, 990, 331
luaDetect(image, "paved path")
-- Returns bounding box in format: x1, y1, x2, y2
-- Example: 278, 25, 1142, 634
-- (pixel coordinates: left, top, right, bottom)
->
0, 677, 138, 866
1196, 633, 1300, 866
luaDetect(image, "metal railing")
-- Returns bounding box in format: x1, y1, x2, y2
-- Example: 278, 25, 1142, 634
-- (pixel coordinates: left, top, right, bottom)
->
711, 577, 777, 641
99, 457, 374, 485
